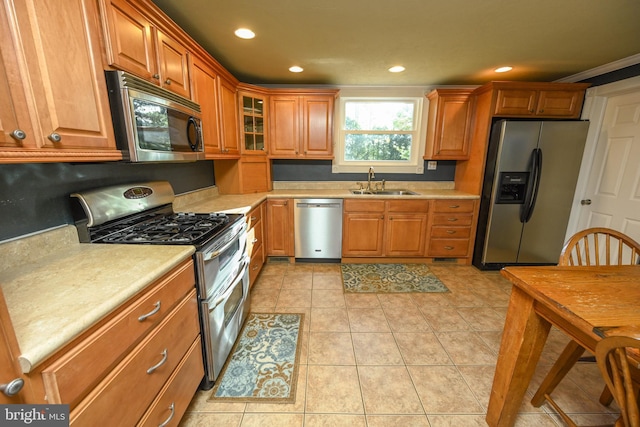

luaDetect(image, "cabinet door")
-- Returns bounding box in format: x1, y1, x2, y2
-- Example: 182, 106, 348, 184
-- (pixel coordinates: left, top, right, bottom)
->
385, 214, 428, 256
494, 89, 537, 116
239, 91, 268, 154
239, 157, 271, 193
342, 213, 384, 256
5, 0, 118, 159
191, 58, 221, 156
302, 95, 334, 158
535, 90, 585, 118
100, 0, 158, 82
0, 5, 34, 150
425, 90, 473, 160
219, 78, 240, 156
269, 96, 299, 157
155, 29, 190, 98
266, 199, 293, 256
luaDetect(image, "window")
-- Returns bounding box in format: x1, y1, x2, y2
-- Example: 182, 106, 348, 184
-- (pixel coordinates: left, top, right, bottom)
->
333, 91, 426, 174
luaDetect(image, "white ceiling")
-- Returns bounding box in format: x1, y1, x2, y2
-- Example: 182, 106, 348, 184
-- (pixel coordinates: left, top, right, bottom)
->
151, 0, 640, 86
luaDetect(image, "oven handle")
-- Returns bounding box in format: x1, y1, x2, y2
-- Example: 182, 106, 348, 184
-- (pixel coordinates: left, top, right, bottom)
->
209, 259, 248, 311
202, 223, 247, 261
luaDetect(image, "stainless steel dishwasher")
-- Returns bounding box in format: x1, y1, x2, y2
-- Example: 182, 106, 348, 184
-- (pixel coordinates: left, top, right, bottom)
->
294, 199, 343, 260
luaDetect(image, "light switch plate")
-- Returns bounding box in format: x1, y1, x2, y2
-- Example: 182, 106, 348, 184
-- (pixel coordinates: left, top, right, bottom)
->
427, 161, 437, 170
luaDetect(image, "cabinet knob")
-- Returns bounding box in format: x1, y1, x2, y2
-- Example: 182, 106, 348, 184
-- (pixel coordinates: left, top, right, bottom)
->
581, 199, 592, 205
164, 79, 171, 85
153, 73, 160, 79
252, 238, 258, 244
48, 132, 61, 143
539, 109, 544, 113
10, 129, 26, 140
0, 378, 24, 397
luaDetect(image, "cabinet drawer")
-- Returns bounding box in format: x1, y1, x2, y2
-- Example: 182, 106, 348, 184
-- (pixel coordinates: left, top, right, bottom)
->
249, 246, 265, 286
428, 239, 470, 257
247, 218, 263, 259
43, 260, 195, 407
430, 226, 471, 239
387, 200, 429, 212
344, 199, 385, 212
137, 337, 203, 427
432, 199, 475, 213
246, 204, 263, 229
70, 291, 200, 426
431, 213, 473, 226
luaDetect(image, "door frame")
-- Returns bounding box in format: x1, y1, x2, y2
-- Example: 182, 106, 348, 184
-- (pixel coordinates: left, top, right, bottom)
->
565, 75, 640, 240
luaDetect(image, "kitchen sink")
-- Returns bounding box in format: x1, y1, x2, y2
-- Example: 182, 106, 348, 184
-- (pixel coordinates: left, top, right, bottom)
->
350, 189, 420, 196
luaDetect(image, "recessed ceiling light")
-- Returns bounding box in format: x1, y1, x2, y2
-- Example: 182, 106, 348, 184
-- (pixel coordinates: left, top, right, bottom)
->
234, 28, 255, 39
389, 66, 405, 73
495, 66, 513, 73
289, 66, 304, 73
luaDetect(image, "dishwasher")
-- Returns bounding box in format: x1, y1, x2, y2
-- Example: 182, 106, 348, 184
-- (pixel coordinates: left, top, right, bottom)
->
294, 199, 343, 260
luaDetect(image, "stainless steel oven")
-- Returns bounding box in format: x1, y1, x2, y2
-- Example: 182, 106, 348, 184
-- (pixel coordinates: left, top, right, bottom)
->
70, 181, 250, 390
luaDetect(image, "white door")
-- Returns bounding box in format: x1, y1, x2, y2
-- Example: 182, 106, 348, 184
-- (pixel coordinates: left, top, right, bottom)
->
576, 89, 640, 242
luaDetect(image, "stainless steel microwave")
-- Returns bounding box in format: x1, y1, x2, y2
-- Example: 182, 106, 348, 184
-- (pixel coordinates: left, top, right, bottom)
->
105, 70, 204, 162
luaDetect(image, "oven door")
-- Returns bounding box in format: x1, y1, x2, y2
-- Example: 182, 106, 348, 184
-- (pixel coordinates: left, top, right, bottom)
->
196, 221, 247, 300
201, 257, 250, 381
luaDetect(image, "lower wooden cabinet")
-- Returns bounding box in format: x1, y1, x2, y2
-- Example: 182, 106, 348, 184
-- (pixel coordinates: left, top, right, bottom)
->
33, 259, 202, 426
342, 199, 429, 257
426, 199, 477, 259
266, 198, 294, 257
247, 202, 266, 286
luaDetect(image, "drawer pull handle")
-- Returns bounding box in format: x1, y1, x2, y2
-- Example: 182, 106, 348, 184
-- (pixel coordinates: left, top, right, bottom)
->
252, 238, 258, 244
447, 218, 458, 222
446, 230, 456, 234
251, 216, 257, 221
138, 301, 161, 322
252, 264, 259, 271
444, 246, 454, 250
449, 205, 460, 209
158, 402, 175, 427
146, 349, 168, 374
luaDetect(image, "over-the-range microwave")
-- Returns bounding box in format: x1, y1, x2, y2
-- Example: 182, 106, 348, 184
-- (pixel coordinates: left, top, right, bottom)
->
105, 70, 204, 163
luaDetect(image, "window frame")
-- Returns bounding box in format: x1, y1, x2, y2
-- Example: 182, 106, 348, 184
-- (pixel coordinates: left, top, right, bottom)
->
332, 91, 428, 174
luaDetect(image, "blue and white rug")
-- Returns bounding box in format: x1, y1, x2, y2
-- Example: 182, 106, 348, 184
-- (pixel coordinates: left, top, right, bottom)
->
210, 313, 303, 403
341, 263, 449, 293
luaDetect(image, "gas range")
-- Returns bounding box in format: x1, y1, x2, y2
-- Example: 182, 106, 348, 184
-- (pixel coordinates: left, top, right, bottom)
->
70, 181, 243, 250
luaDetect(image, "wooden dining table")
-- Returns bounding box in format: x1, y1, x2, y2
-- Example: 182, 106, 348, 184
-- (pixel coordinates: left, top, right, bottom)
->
486, 264, 640, 427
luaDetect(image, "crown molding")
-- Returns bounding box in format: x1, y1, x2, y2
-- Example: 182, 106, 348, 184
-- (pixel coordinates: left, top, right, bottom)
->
555, 54, 640, 83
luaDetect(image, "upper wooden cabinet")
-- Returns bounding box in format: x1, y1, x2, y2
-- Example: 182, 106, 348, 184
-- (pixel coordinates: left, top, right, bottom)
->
191, 56, 221, 157
424, 89, 474, 160
99, 0, 191, 98
218, 77, 240, 156
269, 90, 338, 159
490, 82, 590, 118
0, 0, 120, 163
238, 86, 269, 155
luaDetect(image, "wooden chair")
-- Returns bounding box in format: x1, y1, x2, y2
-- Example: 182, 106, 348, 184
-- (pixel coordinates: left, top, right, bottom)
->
595, 336, 640, 427
531, 228, 640, 416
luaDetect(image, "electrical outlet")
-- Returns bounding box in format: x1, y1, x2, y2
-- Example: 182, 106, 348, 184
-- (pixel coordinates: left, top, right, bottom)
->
427, 161, 437, 170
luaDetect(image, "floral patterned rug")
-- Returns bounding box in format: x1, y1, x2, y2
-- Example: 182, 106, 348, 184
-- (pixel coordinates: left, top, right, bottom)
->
341, 263, 449, 293
209, 313, 303, 403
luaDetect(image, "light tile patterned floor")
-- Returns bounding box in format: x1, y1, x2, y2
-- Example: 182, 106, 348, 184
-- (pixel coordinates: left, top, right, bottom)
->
179, 261, 620, 427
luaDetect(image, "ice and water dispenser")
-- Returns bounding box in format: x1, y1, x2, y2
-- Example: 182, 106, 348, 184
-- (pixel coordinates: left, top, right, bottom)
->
495, 172, 528, 204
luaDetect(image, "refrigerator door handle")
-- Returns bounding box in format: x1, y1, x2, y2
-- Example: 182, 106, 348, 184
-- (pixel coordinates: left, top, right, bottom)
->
520, 148, 543, 223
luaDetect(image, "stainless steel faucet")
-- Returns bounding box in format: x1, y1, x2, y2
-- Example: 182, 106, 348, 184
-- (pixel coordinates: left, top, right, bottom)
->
366, 167, 375, 191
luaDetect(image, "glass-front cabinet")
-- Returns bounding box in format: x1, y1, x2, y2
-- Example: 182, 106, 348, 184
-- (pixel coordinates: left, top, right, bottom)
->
238, 88, 268, 154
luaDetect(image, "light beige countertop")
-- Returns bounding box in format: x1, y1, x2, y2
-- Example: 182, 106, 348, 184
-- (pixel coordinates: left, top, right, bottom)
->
1, 227, 195, 373
175, 183, 478, 214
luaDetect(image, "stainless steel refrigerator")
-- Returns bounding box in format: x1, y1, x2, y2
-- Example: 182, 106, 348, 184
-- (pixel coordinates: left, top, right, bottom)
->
473, 120, 589, 270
